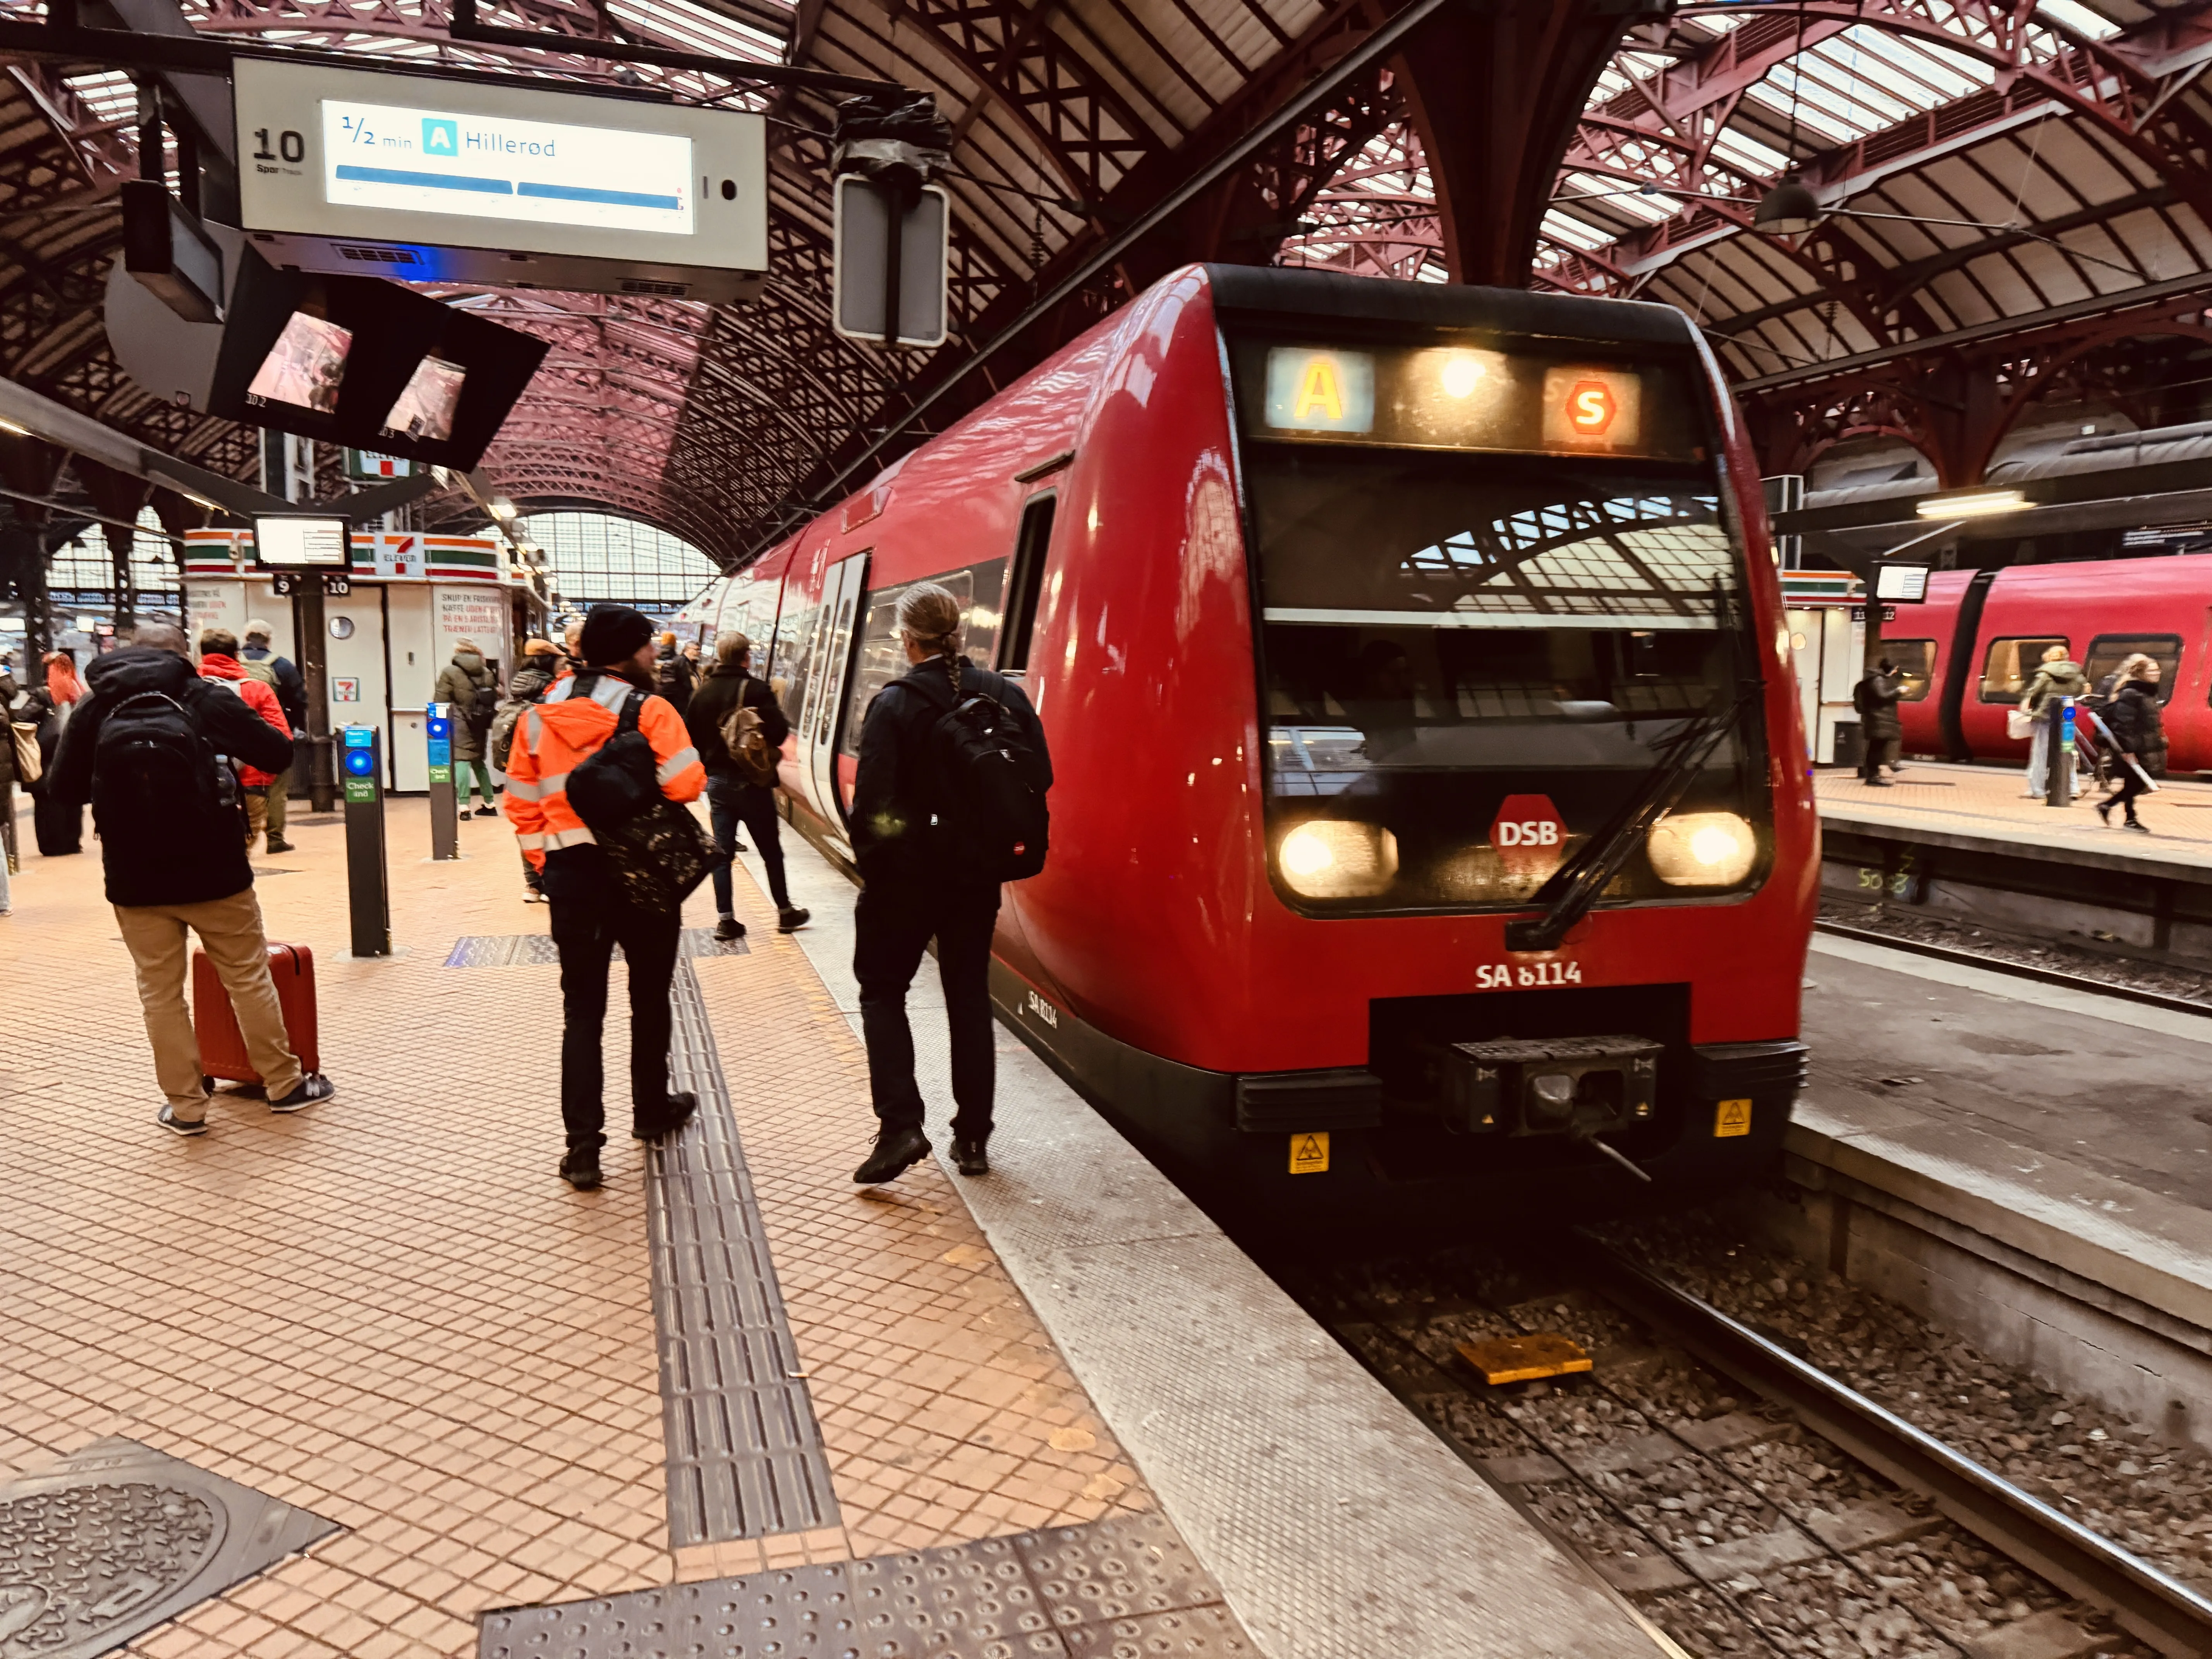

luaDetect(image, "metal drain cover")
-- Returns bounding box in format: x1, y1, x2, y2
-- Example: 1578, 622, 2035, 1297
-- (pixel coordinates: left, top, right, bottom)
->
0, 1439, 339, 1659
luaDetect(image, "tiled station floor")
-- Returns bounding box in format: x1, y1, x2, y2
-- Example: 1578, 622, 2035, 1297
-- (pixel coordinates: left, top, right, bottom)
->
0, 796, 1148, 1657
1814, 757, 2212, 860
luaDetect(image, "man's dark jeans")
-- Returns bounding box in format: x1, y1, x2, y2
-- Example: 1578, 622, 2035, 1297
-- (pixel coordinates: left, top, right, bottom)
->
707, 776, 791, 912
854, 875, 1000, 1142
549, 884, 680, 1149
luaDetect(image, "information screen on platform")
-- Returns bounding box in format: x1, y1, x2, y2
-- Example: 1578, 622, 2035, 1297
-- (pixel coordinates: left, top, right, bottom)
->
232, 60, 767, 302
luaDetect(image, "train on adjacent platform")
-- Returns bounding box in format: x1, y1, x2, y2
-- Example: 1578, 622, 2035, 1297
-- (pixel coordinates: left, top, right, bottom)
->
1887, 558, 2212, 775
696, 264, 1817, 1223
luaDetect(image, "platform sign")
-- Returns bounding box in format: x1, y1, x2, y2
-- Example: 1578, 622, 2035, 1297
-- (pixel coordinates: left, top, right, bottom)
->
233, 59, 767, 303
347, 449, 412, 480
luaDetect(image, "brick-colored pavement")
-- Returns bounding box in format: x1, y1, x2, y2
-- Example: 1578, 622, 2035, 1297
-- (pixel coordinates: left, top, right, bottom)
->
0, 792, 1147, 1657
1816, 757, 2212, 860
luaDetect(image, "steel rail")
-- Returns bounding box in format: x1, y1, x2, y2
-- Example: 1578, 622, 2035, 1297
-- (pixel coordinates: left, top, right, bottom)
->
1573, 1233, 2212, 1658
1814, 918, 2212, 1020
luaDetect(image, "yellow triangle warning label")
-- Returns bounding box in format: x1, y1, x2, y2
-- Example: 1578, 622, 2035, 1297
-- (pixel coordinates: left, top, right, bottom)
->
1289, 1132, 1331, 1174
1714, 1099, 1753, 1139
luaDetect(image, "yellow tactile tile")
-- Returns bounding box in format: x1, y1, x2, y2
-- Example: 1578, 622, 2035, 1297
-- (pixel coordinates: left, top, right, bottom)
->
0, 792, 1150, 1657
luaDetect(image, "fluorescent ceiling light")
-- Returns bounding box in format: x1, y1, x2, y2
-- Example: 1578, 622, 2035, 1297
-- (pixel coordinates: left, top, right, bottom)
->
1918, 489, 2028, 518
489, 497, 518, 520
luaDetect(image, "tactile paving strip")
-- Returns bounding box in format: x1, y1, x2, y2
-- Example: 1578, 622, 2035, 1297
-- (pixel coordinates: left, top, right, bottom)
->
477, 1511, 1255, 1659
655, 958, 838, 1546
0, 1437, 338, 1659
443, 930, 749, 967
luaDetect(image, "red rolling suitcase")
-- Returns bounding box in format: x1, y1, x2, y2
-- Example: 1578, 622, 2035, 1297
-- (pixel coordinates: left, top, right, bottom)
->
194, 943, 319, 1083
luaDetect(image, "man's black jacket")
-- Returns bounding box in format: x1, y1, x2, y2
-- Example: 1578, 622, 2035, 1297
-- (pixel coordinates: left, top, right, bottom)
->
684, 667, 790, 785
52, 646, 296, 907
242, 643, 307, 730
850, 657, 1050, 884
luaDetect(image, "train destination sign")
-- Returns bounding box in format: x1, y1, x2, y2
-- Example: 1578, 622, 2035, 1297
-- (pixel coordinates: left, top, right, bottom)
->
1238, 340, 1699, 463
232, 60, 768, 302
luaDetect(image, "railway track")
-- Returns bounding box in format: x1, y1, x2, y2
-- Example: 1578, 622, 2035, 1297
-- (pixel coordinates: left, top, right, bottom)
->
1814, 919, 2212, 1021
1288, 1234, 2212, 1659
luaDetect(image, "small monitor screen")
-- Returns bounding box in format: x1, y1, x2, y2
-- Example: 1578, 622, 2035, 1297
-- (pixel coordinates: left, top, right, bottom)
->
382, 356, 467, 441
1875, 563, 1931, 602
255, 516, 351, 567
247, 313, 354, 414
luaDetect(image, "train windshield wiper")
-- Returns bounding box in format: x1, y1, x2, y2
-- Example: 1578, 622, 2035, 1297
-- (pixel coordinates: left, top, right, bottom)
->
1503, 688, 1756, 954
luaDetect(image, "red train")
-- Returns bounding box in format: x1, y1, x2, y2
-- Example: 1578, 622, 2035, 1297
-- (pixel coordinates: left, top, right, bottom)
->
1890, 558, 2212, 772
705, 264, 1817, 1221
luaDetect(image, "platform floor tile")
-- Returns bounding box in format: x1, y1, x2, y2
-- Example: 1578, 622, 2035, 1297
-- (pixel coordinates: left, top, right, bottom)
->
0, 798, 1148, 1657
1816, 757, 2212, 855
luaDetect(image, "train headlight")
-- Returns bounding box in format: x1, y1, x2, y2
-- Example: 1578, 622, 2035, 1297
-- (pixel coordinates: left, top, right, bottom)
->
1646, 811, 1755, 887
1278, 821, 1398, 898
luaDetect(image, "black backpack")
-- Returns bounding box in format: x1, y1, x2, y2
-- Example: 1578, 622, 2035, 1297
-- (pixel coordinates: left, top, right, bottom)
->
915, 672, 1050, 882
465, 679, 499, 734
563, 685, 717, 911
92, 688, 238, 831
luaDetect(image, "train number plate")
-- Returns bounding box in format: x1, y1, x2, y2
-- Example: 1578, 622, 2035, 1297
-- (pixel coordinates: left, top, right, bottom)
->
1476, 961, 1583, 990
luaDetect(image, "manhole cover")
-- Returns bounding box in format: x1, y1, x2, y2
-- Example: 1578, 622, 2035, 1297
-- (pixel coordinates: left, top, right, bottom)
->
0, 1440, 338, 1659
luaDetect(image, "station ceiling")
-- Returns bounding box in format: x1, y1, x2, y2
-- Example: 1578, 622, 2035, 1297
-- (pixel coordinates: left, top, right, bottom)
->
3, 0, 2210, 571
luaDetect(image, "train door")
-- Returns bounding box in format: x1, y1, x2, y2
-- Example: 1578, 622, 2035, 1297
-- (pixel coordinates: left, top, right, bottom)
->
804, 553, 871, 829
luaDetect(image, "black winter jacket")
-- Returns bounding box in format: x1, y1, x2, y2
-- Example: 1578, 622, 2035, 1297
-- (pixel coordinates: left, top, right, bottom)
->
850, 657, 1050, 884
50, 646, 296, 907
684, 666, 790, 785
2104, 678, 2169, 776
241, 644, 307, 729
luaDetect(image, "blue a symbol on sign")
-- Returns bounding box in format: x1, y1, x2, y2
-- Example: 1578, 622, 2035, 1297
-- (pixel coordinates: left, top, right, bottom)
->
423, 118, 459, 156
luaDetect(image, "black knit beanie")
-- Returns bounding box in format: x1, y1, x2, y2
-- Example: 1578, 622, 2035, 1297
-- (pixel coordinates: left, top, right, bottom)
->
578, 604, 654, 667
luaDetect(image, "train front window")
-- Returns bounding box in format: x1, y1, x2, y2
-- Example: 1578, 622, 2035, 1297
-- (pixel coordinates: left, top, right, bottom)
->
1242, 442, 1770, 915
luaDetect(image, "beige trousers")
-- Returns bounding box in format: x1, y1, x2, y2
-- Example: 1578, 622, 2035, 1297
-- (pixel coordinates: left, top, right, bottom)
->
115, 888, 304, 1116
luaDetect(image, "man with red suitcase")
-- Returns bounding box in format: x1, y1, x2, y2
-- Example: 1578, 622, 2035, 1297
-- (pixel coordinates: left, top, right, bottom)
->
49, 623, 336, 1134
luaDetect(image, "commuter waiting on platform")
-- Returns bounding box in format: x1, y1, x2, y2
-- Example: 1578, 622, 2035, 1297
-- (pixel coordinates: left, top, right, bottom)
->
2018, 643, 2086, 799
435, 639, 501, 816
2099, 658, 2167, 834
504, 604, 706, 1192
684, 630, 809, 942
239, 619, 306, 854
1852, 659, 1903, 787
848, 583, 1051, 1186
196, 629, 293, 851
48, 623, 334, 1133
492, 637, 562, 903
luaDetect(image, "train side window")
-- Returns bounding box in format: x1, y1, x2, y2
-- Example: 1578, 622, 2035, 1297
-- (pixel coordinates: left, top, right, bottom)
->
2081, 633, 2182, 704
998, 493, 1056, 675
1883, 639, 1934, 701
1978, 636, 2068, 703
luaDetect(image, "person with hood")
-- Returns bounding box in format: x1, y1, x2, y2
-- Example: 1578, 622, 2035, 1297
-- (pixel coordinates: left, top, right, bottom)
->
505, 605, 707, 1191
2099, 658, 2167, 831
684, 630, 809, 940
654, 630, 697, 714
2019, 643, 2086, 799
238, 620, 305, 853
1852, 659, 1903, 786
847, 584, 1051, 1185
198, 629, 293, 850
491, 637, 562, 902
48, 623, 334, 1132
434, 639, 500, 816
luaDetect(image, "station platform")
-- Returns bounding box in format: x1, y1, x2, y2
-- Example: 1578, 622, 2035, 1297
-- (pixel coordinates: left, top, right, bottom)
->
0, 797, 1668, 1659
1778, 927, 2212, 1456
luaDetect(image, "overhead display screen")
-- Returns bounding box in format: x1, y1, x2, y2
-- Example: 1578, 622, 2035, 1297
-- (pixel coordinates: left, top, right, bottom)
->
247, 313, 353, 414
1232, 338, 1703, 463
320, 100, 695, 238
255, 515, 351, 567
232, 59, 768, 303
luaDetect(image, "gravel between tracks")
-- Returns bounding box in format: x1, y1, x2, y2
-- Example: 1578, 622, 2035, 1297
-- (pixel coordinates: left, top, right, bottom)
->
1293, 1231, 2171, 1659
1819, 898, 2212, 1006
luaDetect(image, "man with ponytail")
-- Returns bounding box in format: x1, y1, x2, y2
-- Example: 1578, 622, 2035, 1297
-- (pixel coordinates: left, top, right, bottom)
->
848, 582, 1052, 1183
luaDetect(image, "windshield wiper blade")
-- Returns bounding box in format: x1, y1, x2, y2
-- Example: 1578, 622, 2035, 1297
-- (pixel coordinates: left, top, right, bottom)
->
1502, 689, 1756, 954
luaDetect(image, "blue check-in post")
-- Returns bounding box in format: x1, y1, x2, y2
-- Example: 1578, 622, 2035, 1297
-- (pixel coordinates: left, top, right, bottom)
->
2046, 695, 2077, 809
426, 702, 459, 862
342, 725, 391, 958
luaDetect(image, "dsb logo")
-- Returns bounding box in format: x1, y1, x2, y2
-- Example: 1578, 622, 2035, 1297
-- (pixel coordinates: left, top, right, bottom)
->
1492, 794, 1567, 879
1495, 819, 1561, 847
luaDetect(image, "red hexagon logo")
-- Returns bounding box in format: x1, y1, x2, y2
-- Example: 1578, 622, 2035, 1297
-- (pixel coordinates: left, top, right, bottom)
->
1491, 794, 1568, 881
1564, 378, 1618, 436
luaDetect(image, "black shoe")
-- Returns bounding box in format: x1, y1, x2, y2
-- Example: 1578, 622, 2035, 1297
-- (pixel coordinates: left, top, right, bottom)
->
777, 906, 811, 933
269, 1074, 334, 1114
634, 1091, 698, 1140
950, 1136, 989, 1176
264, 836, 294, 854
2097, 797, 2114, 824
713, 916, 746, 942
560, 1148, 603, 1190
731, 840, 750, 854
474, 806, 500, 817
157, 1105, 209, 1137
854, 1126, 930, 1184
2125, 818, 2150, 833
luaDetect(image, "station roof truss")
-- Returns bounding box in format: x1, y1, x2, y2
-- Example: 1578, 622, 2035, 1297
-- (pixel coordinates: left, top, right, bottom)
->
7, 0, 2212, 565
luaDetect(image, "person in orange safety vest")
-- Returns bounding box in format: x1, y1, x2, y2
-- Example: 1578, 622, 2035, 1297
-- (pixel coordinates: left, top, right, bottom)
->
505, 604, 707, 1192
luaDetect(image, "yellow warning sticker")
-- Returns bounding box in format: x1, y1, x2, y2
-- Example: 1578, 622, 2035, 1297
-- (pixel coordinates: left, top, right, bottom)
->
1714, 1098, 1753, 1138
1289, 1131, 1330, 1174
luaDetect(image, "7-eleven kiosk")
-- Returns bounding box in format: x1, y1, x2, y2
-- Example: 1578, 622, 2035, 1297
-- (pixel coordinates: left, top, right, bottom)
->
182, 530, 542, 793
